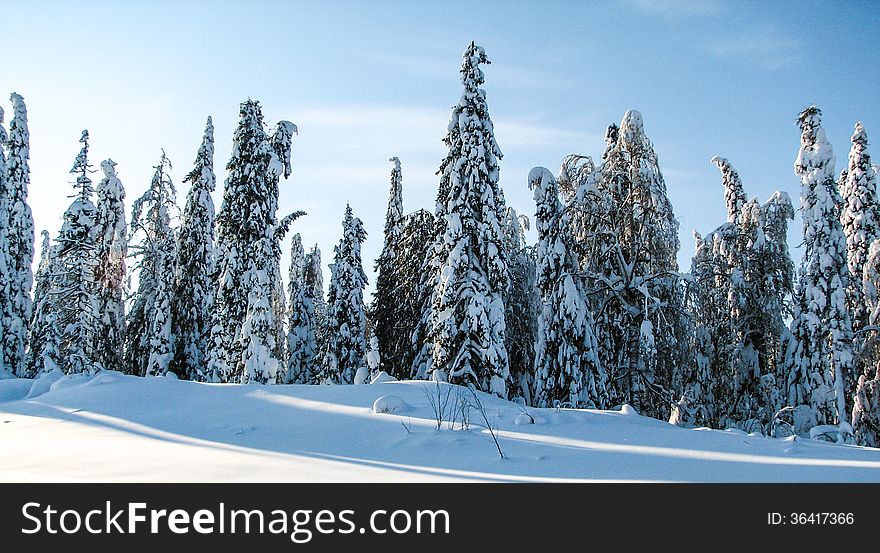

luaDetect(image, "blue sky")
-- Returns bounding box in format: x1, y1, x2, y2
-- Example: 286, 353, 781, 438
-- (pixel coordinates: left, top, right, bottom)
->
4, 0, 880, 295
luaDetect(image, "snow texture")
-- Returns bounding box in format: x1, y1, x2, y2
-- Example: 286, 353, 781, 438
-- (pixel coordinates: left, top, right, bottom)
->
2, 374, 878, 482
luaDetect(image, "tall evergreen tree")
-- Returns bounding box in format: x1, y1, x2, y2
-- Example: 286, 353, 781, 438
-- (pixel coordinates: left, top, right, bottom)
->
55, 131, 99, 374
127, 152, 176, 377
413, 42, 510, 397
839, 122, 879, 336
387, 209, 435, 381
674, 230, 718, 428
207, 100, 297, 383
502, 206, 538, 403
286, 233, 318, 384
94, 159, 127, 373
170, 116, 216, 380
0, 104, 9, 377
853, 238, 880, 446
1, 93, 34, 377
529, 167, 607, 408
760, 191, 796, 399
320, 205, 368, 385
372, 157, 407, 376
786, 106, 854, 433
24, 231, 62, 376
306, 244, 326, 350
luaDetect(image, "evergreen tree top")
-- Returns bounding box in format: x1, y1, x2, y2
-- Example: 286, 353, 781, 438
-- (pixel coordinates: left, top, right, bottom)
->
69, 130, 94, 202
6, 92, 30, 198
100, 158, 117, 178
852, 121, 868, 147
460, 41, 489, 89
795, 105, 835, 182
97, 159, 125, 203
227, 100, 267, 171
38, 229, 50, 262
710, 156, 746, 225
10, 92, 27, 123
385, 156, 404, 229
270, 120, 298, 180
185, 116, 215, 189
132, 151, 176, 237
342, 204, 367, 247
8, 93, 29, 152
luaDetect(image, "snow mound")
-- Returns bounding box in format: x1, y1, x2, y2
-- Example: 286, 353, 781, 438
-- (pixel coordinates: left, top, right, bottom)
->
49, 373, 93, 392
164, 371, 179, 380
84, 371, 124, 387
514, 413, 536, 425
372, 395, 413, 414
0, 378, 32, 403
618, 404, 639, 416
26, 368, 64, 399
810, 424, 854, 444
370, 371, 397, 384
353, 366, 370, 385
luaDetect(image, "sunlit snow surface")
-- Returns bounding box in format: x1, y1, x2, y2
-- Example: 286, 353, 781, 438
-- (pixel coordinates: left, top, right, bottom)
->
1, 372, 878, 482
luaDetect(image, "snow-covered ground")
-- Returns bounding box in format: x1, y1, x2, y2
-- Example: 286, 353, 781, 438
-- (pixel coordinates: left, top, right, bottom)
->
1, 371, 879, 482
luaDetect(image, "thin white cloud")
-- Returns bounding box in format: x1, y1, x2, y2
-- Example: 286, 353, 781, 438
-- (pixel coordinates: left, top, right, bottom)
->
495, 119, 599, 150
707, 30, 802, 71
625, 0, 726, 18
291, 104, 598, 155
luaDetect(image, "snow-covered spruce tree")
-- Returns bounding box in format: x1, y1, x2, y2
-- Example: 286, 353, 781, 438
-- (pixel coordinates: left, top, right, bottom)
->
674, 234, 716, 428
839, 122, 879, 338
759, 191, 796, 401
24, 231, 62, 376
320, 205, 368, 385
126, 152, 176, 377
1, 93, 35, 377
207, 100, 297, 383
502, 206, 538, 403
786, 106, 854, 433
398, 209, 434, 380
853, 239, 880, 446
851, 365, 880, 447
413, 42, 510, 397
305, 244, 326, 353
0, 104, 8, 377
529, 167, 607, 409
286, 233, 318, 384
269, 123, 301, 382
170, 117, 216, 380
568, 111, 684, 419
713, 160, 777, 429
239, 268, 279, 384
372, 157, 407, 376
55, 131, 99, 374
93, 159, 127, 374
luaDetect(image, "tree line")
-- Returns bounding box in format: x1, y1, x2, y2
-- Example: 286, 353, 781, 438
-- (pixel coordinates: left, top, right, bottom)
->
1, 42, 878, 447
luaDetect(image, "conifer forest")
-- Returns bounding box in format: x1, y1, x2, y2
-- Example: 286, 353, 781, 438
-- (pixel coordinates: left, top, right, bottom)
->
3, 41, 880, 454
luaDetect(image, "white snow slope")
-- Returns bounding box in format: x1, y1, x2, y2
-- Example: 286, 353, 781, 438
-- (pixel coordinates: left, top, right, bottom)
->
1, 371, 879, 482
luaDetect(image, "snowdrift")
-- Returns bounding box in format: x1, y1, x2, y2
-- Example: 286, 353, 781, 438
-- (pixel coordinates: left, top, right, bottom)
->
1, 372, 879, 482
